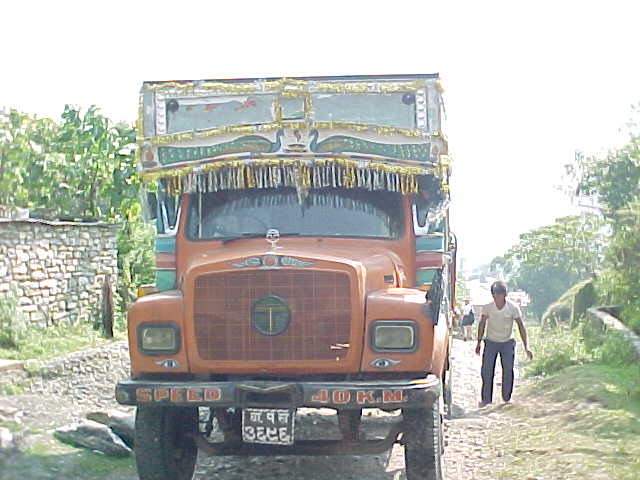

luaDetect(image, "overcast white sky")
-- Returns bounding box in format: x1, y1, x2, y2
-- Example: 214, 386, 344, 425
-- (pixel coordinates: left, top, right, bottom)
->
2, 0, 639, 268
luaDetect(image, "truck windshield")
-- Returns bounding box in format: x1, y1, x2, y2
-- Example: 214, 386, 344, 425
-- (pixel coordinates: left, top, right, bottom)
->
186, 187, 404, 240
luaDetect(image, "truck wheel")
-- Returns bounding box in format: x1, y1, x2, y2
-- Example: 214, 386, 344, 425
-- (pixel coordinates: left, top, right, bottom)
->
135, 406, 198, 480
404, 398, 443, 480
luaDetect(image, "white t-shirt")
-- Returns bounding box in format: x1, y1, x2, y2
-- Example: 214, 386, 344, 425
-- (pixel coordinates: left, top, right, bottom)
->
462, 304, 473, 316
482, 300, 522, 342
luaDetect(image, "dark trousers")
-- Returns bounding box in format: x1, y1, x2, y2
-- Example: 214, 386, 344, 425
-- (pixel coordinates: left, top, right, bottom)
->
481, 339, 515, 404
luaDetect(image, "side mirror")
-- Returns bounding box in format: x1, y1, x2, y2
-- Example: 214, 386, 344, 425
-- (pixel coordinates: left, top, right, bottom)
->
413, 194, 430, 228
145, 192, 158, 221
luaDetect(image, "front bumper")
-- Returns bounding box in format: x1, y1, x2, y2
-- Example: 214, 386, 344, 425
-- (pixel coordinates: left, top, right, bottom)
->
115, 375, 440, 410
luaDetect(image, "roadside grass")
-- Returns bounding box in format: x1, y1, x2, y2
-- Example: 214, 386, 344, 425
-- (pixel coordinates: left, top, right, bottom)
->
0, 317, 132, 479
484, 363, 640, 480
524, 322, 637, 377
1, 438, 136, 480
524, 325, 589, 376
0, 383, 25, 396
0, 420, 25, 433
0, 320, 126, 361
481, 322, 640, 480
620, 304, 640, 335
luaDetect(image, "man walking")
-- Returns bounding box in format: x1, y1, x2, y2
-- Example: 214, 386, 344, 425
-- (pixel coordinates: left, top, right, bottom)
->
475, 281, 533, 407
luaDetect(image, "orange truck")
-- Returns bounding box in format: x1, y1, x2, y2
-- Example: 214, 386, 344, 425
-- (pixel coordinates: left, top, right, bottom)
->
116, 74, 455, 480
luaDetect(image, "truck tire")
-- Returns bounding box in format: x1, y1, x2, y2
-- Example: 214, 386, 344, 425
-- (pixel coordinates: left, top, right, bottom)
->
443, 361, 453, 419
134, 406, 198, 480
404, 398, 443, 480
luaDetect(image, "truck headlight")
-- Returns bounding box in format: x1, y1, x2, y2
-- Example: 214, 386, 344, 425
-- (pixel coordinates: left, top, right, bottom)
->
371, 321, 417, 352
137, 323, 180, 355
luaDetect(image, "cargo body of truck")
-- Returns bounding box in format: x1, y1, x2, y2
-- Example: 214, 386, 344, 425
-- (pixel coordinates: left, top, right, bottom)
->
116, 74, 455, 480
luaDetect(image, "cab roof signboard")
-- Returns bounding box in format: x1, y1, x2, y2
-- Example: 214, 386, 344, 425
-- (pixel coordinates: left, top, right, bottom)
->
137, 74, 450, 203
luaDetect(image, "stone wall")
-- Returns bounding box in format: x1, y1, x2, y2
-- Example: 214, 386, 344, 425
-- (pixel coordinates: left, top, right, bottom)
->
0, 219, 117, 326
587, 307, 640, 359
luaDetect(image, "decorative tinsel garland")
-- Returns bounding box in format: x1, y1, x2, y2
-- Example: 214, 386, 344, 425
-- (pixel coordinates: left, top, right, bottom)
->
142, 157, 433, 196
147, 121, 429, 146
144, 78, 428, 95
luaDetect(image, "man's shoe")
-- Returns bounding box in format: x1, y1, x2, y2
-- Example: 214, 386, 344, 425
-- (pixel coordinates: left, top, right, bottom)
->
478, 401, 491, 408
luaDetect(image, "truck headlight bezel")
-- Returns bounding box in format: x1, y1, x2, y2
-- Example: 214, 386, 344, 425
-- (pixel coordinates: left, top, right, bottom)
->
137, 322, 181, 355
370, 320, 418, 352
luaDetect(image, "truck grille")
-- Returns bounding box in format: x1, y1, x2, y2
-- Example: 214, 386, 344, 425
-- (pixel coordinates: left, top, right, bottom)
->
193, 270, 351, 361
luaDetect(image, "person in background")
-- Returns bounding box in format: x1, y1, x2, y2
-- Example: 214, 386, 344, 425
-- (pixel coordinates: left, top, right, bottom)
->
461, 299, 475, 341
475, 281, 533, 407
452, 303, 461, 330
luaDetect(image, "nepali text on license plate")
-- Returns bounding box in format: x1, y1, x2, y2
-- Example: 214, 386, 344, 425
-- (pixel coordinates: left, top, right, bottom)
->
242, 408, 295, 446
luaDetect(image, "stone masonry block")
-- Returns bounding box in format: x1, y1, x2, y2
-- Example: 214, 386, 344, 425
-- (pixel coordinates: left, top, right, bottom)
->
29, 261, 43, 271
32, 270, 46, 280
13, 264, 28, 275
40, 279, 58, 289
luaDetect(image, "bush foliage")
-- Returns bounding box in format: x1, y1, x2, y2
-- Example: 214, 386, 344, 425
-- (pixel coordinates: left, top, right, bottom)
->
0, 294, 26, 348
540, 278, 596, 327
526, 319, 637, 378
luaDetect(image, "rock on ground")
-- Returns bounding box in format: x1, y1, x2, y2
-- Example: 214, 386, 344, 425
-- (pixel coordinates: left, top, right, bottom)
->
54, 420, 132, 457
0, 427, 14, 450
87, 409, 135, 448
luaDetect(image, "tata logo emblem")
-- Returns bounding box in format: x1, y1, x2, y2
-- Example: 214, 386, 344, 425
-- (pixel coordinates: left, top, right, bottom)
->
252, 295, 291, 336
266, 229, 280, 249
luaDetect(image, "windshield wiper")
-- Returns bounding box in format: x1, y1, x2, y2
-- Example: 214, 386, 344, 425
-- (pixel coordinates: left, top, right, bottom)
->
222, 232, 300, 244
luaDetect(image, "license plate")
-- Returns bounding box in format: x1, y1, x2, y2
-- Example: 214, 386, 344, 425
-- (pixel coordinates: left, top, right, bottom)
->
242, 408, 295, 446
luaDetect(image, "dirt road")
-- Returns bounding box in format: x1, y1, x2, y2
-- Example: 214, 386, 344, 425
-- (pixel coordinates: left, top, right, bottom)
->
191, 336, 525, 480
1, 336, 526, 479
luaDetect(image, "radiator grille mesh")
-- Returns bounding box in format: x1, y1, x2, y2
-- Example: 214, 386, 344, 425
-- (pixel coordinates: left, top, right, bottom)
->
193, 270, 351, 361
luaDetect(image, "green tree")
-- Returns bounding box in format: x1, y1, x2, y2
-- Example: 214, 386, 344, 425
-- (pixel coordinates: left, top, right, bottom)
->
0, 110, 59, 209
490, 214, 605, 317
595, 196, 640, 333
574, 135, 640, 219
573, 126, 640, 332
455, 268, 470, 305
52, 106, 139, 219
0, 106, 139, 220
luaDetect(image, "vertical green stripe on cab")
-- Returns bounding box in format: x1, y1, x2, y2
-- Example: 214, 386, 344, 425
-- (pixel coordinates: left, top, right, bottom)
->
415, 234, 444, 252
155, 236, 176, 254
416, 269, 437, 287
156, 270, 176, 291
